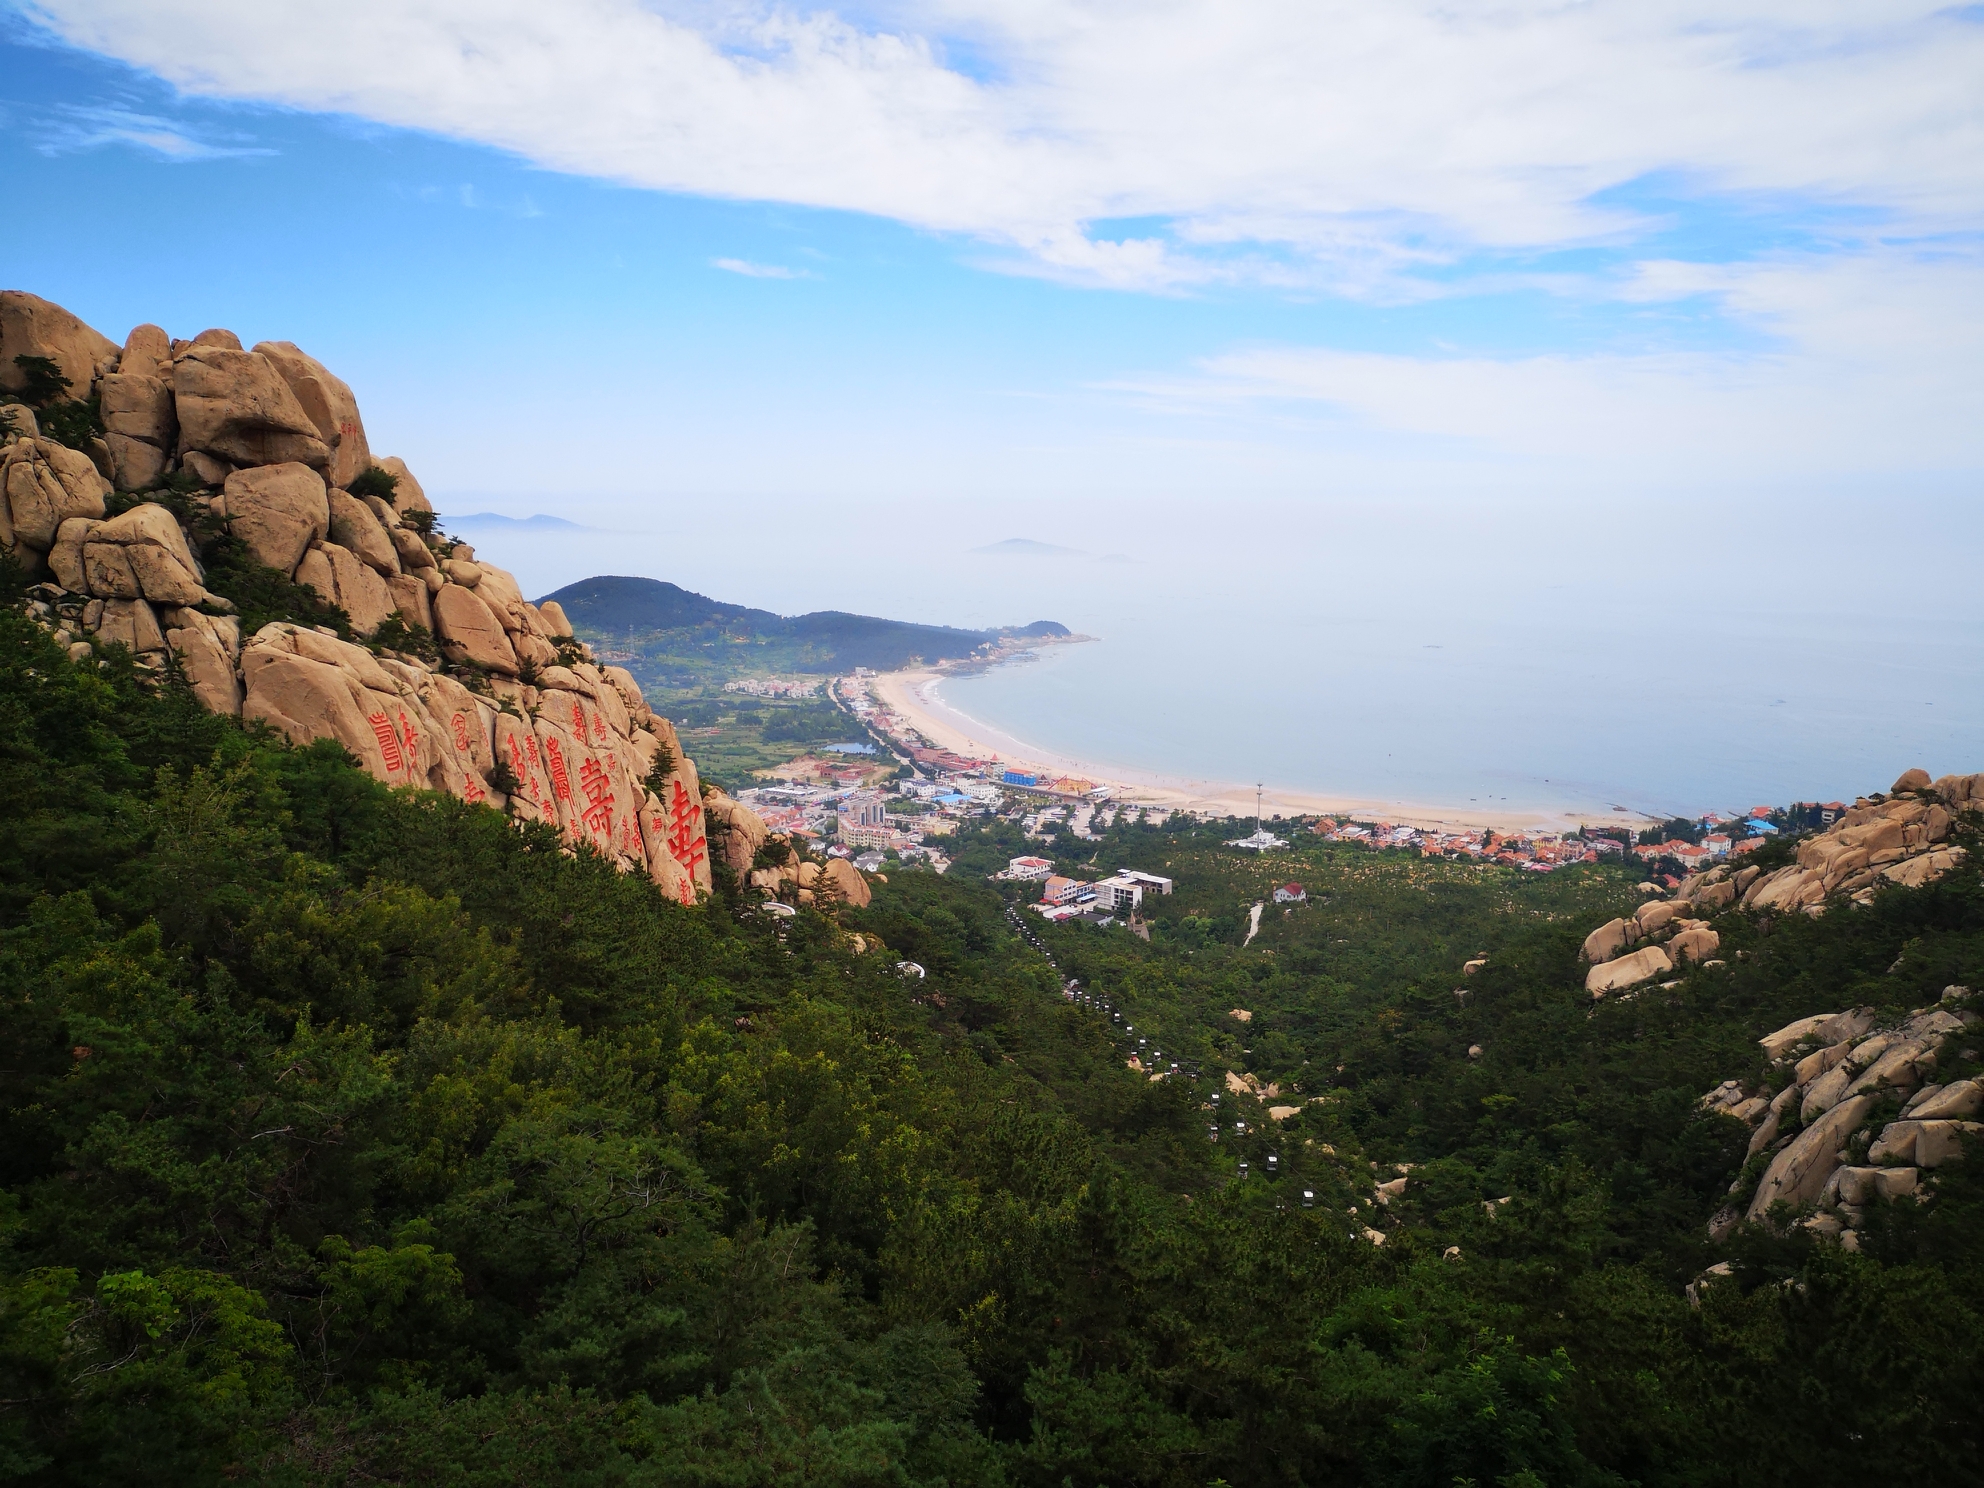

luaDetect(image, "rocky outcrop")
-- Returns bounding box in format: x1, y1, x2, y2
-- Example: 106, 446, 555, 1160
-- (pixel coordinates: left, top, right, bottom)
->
218, 462, 329, 572
2, 437, 110, 557
1723, 778, 1973, 914
0, 293, 873, 916
174, 344, 331, 471
1586, 943, 1672, 996
1578, 768, 1978, 1008
0, 291, 119, 401
1697, 988, 1982, 1245
252, 341, 371, 488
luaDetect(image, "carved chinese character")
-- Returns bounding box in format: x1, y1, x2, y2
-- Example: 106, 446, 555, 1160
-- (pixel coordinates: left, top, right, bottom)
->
666, 779, 707, 881
368, 712, 405, 774
577, 757, 615, 835
545, 737, 572, 802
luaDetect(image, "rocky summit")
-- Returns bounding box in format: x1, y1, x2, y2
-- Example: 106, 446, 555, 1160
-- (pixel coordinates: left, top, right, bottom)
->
0, 289, 864, 911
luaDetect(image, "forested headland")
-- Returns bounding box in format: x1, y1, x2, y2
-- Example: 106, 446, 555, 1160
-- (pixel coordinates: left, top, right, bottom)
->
2, 572, 1981, 1486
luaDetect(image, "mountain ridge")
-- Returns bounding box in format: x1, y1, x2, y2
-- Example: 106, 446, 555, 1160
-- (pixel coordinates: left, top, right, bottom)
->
538, 573, 1070, 674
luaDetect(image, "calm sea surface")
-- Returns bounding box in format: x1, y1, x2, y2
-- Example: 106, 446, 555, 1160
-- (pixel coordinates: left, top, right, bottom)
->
482, 490, 1984, 819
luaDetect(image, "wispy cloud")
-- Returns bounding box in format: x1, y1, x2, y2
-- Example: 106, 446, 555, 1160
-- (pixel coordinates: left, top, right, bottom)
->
34, 102, 273, 159
711, 257, 814, 279
1102, 249, 1984, 478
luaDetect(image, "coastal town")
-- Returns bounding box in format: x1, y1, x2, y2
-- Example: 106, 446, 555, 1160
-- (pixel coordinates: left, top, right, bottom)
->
723, 666, 1840, 895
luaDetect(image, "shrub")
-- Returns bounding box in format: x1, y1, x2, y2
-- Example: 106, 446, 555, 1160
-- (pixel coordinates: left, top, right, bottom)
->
199, 533, 351, 638
369, 611, 441, 663
11, 353, 70, 406
346, 465, 400, 502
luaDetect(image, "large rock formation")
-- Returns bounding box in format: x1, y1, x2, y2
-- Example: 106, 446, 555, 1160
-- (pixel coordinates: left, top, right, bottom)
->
1578, 768, 1976, 998
1695, 990, 1982, 1245
0, 292, 878, 915
0, 291, 119, 401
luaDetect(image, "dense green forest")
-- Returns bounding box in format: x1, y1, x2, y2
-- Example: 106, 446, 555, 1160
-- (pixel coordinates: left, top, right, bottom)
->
2, 574, 1981, 1486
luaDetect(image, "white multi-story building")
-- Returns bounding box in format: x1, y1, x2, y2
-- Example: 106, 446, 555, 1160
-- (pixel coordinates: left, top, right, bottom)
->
1093, 876, 1144, 913
1006, 855, 1055, 880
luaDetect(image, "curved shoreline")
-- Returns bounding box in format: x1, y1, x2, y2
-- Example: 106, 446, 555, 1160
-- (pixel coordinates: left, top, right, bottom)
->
868, 665, 1652, 837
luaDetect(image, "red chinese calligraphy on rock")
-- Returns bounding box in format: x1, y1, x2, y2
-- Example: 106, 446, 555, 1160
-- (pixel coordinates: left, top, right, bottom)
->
666, 780, 707, 894
452, 712, 472, 752
461, 772, 486, 805
544, 737, 572, 802
577, 757, 615, 835
369, 712, 405, 774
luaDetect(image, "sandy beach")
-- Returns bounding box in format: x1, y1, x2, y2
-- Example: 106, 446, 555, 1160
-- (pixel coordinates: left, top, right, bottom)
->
869, 666, 1652, 837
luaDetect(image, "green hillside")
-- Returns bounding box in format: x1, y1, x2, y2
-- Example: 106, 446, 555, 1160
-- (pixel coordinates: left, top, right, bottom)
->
2, 567, 1981, 1486
538, 575, 1068, 690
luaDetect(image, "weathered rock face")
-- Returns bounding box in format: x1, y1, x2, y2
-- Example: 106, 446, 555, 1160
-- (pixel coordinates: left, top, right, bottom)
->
1748, 1095, 1873, 1220
1586, 943, 1671, 996
252, 341, 372, 488
2, 437, 110, 552
1691, 985, 1980, 1249
218, 463, 329, 574
99, 370, 176, 449
0, 291, 119, 400
297, 543, 395, 636
1581, 916, 1640, 964
432, 583, 519, 674
4, 293, 870, 921
820, 856, 873, 908
104, 433, 169, 492
376, 455, 432, 514
327, 489, 400, 577
175, 345, 331, 470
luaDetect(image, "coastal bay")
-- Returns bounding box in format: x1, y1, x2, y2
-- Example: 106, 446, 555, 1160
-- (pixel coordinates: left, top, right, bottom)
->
868, 662, 1649, 835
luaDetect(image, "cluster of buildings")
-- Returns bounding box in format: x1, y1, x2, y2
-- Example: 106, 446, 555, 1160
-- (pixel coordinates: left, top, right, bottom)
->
1002, 858, 1175, 924
723, 676, 822, 699
1301, 798, 1816, 878
1311, 819, 1618, 871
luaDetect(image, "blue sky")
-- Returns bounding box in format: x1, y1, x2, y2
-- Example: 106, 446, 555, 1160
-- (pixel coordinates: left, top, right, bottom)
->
4, 1, 1982, 618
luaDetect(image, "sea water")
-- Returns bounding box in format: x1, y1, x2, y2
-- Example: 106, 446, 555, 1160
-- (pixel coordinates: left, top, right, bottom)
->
473, 490, 1984, 820
927, 499, 1984, 819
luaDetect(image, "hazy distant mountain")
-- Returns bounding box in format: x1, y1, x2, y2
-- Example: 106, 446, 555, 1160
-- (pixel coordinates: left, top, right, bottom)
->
974, 537, 1085, 557
538, 575, 1067, 675
446, 512, 589, 531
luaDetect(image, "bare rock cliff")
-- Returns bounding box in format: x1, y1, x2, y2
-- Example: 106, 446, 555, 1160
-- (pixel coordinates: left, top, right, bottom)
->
1, 290, 784, 907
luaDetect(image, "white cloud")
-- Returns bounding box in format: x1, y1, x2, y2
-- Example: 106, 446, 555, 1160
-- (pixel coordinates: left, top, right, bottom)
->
1106, 249, 1984, 477
711, 257, 812, 278
19, 0, 1984, 291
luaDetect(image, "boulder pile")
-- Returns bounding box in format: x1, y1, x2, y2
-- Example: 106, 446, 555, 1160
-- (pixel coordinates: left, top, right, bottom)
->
1700, 990, 1982, 1246
1, 290, 870, 911
1579, 766, 1977, 997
